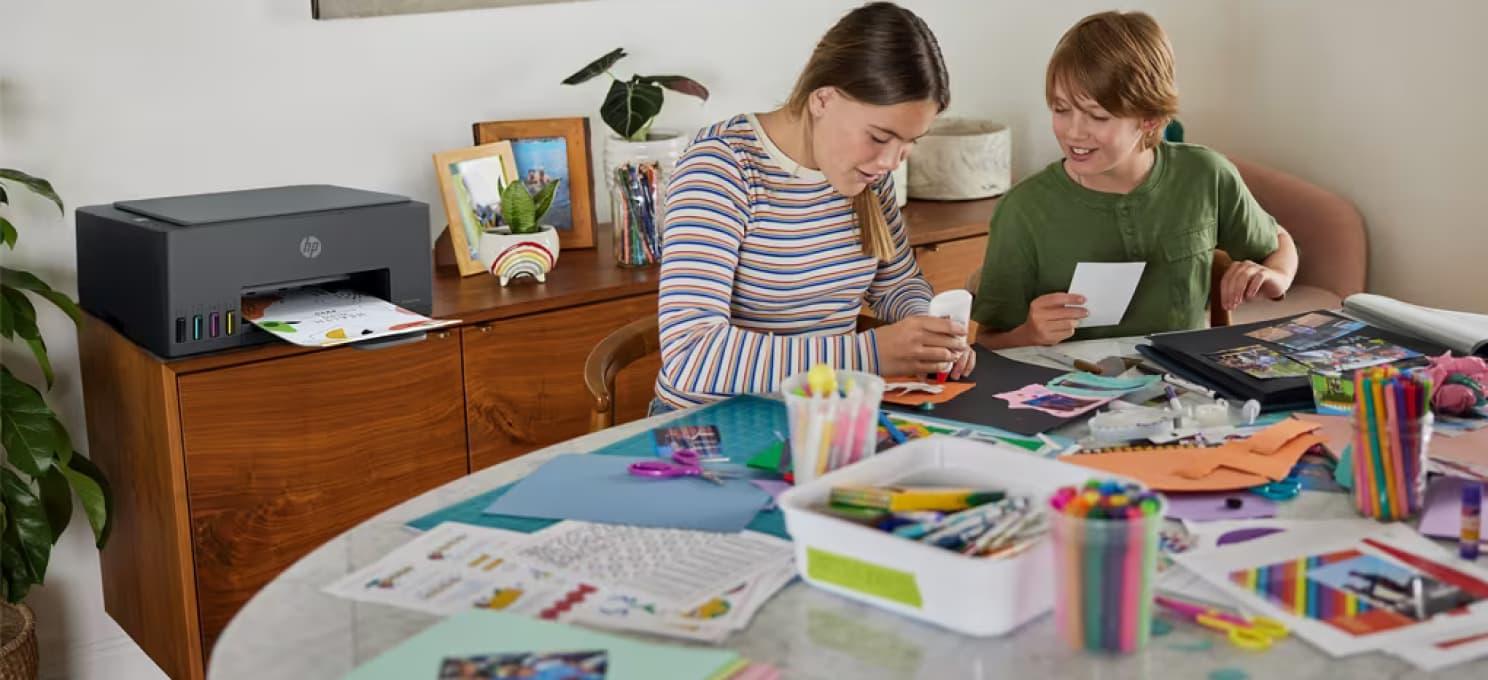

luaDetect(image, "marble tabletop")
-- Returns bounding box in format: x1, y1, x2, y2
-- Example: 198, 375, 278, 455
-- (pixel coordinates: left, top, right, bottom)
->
207, 341, 1480, 680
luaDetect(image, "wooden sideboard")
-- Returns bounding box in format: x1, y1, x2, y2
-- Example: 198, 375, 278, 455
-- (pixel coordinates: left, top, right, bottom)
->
78, 197, 997, 680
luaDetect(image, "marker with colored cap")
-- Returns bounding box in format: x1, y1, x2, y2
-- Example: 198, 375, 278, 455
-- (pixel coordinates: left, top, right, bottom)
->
878, 411, 908, 445
1165, 385, 1183, 418
1463, 482, 1482, 561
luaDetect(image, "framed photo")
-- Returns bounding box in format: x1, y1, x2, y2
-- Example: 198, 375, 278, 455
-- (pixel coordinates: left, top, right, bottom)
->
432, 141, 520, 277
473, 117, 597, 250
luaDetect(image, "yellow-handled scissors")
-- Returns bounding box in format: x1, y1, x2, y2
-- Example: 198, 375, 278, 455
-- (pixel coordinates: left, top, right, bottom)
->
1156, 596, 1288, 651
1194, 612, 1289, 650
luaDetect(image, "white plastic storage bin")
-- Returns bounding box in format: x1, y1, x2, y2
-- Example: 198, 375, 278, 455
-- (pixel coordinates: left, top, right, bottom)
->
778, 435, 1111, 637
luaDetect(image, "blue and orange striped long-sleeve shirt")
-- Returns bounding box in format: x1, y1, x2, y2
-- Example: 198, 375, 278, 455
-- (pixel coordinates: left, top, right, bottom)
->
654, 114, 933, 408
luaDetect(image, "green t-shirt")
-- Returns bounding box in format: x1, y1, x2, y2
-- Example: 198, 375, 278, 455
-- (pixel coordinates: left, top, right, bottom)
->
971, 142, 1279, 340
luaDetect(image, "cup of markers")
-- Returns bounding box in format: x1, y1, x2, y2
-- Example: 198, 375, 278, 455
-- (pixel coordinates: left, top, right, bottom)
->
782, 364, 886, 486
1349, 365, 1433, 521
1049, 479, 1165, 654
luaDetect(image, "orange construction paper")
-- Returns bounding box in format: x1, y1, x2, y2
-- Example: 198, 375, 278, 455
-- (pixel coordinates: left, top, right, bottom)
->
881, 378, 975, 406
1175, 432, 1325, 481
1241, 418, 1321, 457
1065, 448, 1269, 491
1062, 419, 1326, 491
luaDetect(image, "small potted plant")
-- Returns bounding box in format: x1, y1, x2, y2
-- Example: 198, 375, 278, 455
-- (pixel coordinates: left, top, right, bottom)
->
562, 48, 709, 267
1, 169, 113, 680
477, 178, 562, 286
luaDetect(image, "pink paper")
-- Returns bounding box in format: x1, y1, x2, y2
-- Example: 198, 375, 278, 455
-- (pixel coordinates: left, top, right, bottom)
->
1164, 491, 1278, 522
994, 384, 1112, 417
1418, 476, 1487, 544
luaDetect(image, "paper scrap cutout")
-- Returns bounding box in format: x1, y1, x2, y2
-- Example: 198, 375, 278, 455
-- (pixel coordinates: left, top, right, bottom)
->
1065, 419, 1325, 491
994, 384, 1112, 417
881, 378, 975, 406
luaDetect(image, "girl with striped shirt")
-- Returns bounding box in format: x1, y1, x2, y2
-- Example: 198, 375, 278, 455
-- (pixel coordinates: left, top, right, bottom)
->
653, 1, 972, 411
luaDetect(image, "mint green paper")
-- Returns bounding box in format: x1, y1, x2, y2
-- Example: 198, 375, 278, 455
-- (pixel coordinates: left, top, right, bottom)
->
1335, 445, 1356, 490
344, 610, 738, 680
1046, 371, 1160, 398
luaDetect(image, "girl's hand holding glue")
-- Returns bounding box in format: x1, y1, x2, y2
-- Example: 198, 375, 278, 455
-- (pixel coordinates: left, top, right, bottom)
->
875, 317, 969, 377
926, 289, 975, 382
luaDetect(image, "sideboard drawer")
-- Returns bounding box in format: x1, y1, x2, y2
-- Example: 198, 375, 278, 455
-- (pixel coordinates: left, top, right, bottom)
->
178, 330, 469, 650
461, 294, 660, 471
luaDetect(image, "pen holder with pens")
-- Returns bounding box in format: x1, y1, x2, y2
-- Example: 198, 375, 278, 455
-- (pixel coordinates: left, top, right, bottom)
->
604, 131, 685, 267
1349, 367, 1433, 521
1049, 481, 1164, 654
782, 368, 886, 486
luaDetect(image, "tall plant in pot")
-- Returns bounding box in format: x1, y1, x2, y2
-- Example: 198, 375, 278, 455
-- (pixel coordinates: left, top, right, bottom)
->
477, 178, 562, 286
0, 169, 113, 679
562, 48, 709, 267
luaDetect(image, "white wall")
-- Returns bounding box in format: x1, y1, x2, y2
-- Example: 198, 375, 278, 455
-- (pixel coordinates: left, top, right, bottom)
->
2, 1, 1483, 677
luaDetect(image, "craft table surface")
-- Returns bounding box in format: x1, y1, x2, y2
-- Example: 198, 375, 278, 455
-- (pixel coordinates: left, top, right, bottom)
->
208, 338, 1483, 680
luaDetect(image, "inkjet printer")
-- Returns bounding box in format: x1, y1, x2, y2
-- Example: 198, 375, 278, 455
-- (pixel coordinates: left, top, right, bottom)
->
77, 184, 431, 358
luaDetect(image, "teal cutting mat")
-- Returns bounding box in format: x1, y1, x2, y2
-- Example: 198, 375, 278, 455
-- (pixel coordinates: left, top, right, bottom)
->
407, 395, 792, 538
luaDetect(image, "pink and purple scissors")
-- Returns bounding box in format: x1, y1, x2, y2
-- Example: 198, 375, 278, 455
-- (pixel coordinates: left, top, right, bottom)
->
628, 449, 733, 486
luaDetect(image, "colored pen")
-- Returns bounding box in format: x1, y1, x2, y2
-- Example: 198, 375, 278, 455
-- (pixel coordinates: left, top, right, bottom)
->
911, 500, 1012, 541
1164, 385, 1183, 416
1463, 482, 1482, 561
832, 485, 1003, 512
878, 411, 908, 445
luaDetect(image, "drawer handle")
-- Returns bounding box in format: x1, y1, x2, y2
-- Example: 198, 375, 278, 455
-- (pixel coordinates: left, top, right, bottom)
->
918, 243, 941, 253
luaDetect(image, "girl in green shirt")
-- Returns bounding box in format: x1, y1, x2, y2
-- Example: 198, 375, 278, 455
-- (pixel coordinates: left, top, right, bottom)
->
973, 11, 1299, 347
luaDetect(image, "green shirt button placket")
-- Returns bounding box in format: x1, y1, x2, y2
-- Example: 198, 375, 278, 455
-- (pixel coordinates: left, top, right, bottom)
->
1117, 203, 1139, 258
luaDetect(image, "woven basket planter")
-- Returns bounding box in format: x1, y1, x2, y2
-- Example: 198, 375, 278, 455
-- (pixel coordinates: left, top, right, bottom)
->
0, 602, 37, 680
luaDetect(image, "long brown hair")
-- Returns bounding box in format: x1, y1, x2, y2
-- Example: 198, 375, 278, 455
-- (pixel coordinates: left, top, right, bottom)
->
786, 1, 950, 260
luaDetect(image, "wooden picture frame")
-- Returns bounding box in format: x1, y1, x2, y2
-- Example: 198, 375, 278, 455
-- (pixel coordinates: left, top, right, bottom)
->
473, 117, 597, 250
433, 141, 520, 277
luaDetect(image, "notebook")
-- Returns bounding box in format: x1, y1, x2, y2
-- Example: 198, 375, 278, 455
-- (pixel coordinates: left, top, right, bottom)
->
1342, 293, 1488, 357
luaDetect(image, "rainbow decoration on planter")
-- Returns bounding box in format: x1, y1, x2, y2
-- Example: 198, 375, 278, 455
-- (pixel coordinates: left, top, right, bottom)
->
490, 240, 556, 286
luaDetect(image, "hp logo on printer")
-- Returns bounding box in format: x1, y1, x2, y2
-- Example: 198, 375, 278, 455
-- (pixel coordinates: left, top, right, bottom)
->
299, 236, 323, 259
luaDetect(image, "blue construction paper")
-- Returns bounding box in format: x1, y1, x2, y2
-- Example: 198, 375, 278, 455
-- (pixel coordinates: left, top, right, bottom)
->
481, 454, 773, 533
407, 395, 793, 538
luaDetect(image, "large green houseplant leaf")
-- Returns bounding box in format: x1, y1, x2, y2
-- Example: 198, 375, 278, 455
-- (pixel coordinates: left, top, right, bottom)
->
562, 48, 710, 141
0, 169, 113, 603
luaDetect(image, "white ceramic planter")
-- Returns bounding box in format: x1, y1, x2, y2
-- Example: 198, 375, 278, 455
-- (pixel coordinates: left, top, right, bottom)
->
477, 225, 561, 286
906, 118, 1011, 200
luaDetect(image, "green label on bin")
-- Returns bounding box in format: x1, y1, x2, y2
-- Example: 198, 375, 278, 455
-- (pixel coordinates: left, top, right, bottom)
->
806, 547, 923, 609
